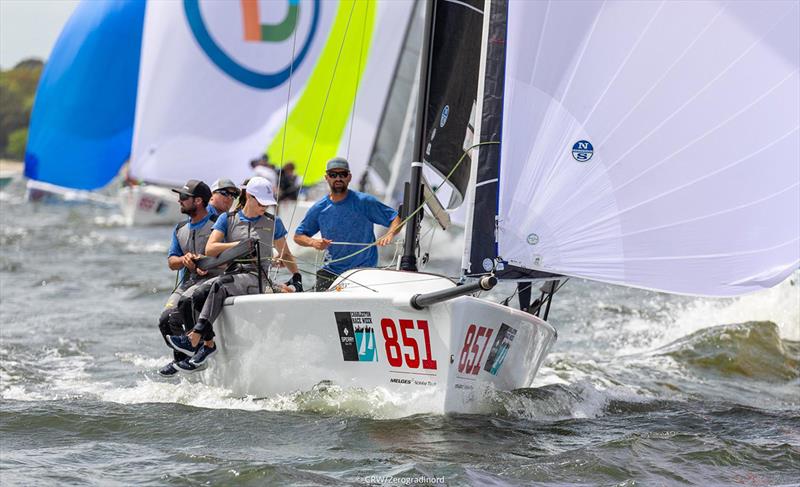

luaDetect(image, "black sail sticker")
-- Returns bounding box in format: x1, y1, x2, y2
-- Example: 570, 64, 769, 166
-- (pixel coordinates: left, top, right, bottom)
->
484, 323, 517, 375
335, 312, 377, 362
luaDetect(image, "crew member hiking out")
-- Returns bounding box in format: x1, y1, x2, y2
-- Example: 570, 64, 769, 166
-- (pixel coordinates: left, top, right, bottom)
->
294, 157, 402, 291
166, 177, 300, 372
157, 179, 219, 376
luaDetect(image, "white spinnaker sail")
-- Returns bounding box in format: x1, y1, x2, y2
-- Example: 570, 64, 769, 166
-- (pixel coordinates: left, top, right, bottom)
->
130, 0, 412, 188
498, 0, 799, 296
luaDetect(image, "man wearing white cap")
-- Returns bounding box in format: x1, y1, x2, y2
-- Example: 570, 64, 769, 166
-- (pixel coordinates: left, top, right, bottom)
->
165, 177, 297, 372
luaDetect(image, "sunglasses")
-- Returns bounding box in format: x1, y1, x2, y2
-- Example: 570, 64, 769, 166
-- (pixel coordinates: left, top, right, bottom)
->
327, 171, 350, 179
178, 193, 194, 201
215, 190, 238, 198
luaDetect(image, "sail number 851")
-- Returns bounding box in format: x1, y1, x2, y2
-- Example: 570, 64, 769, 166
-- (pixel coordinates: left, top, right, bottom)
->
458, 324, 494, 375
380, 318, 438, 370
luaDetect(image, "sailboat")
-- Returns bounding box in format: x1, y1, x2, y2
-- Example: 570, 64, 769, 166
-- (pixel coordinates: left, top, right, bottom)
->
200, 0, 798, 413
24, 0, 414, 226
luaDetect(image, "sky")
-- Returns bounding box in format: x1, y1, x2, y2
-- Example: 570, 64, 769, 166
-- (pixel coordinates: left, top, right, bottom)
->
0, 0, 79, 69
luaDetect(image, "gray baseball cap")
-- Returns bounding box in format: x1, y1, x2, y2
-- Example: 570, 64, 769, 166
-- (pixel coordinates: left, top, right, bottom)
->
326, 157, 349, 172
211, 178, 240, 195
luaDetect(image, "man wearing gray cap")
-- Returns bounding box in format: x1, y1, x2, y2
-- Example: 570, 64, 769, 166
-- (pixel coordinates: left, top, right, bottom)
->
207, 178, 240, 217
294, 157, 402, 291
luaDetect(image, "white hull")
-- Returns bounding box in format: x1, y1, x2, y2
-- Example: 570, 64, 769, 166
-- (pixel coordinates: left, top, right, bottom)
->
25, 179, 116, 206
202, 269, 556, 414
119, 185, 182, 226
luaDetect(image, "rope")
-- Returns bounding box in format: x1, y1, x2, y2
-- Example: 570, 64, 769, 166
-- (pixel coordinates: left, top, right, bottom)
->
320, 140, 500, 267
284, 0, 358, 237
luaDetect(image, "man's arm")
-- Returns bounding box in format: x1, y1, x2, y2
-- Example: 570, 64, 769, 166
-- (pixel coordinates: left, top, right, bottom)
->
167, 228, 192, 270
376, 215, 403, 247
168, 255, 185, 270
293, 233, 332, 250
274, 237, 299, 274
205, 229, 238, 257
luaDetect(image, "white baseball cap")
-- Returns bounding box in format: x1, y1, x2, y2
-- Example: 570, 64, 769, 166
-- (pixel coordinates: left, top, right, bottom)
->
246, 176, 277, 206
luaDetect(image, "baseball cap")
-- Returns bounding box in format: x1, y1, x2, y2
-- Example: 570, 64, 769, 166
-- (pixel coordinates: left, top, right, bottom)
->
245, 176, 277, 206
326, 157, 349, 172
171, 179, 212, 204
211, 178, 240, 195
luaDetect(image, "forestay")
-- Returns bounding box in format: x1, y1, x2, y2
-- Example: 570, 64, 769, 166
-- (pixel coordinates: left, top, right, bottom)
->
131, 0, 412, 188
468, 0, 799, 296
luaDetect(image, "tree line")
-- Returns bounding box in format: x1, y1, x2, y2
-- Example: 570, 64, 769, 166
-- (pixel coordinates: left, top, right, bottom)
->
0, 58, 43, 161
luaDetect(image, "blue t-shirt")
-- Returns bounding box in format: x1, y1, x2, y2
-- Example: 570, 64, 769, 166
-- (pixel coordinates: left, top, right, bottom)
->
167, 213, 214, 258
295, 190, 398, 274
212, 210, 287, 241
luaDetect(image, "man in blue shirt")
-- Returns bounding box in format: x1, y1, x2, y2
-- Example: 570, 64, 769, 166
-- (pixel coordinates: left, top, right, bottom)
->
159, 179, 218, 376
294, 157, 402, 291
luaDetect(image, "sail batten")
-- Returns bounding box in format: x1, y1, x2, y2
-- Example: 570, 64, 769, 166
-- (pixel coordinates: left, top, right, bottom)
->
463, 0, 799, 296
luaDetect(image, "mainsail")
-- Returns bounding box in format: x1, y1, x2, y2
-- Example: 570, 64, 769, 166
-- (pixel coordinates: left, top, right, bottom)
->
464, 0, 799, 296
131, 0, 413, 187
417, 0, 484, 209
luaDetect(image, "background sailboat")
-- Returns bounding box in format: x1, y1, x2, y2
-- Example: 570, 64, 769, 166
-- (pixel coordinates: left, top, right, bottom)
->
24, 0, 414, 227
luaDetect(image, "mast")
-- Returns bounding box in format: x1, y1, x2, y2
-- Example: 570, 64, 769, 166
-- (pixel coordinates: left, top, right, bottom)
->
400, 0, 436, 272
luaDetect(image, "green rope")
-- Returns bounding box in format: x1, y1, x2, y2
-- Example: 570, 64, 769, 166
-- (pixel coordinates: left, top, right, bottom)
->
321, 140, 500, 266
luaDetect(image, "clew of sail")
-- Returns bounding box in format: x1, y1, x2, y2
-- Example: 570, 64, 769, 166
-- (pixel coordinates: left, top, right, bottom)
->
130, 0, 413, 188
465, 0, 799, 296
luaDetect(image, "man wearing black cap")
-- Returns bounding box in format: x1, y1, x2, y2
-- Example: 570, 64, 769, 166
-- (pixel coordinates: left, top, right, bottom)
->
156, 179, 220, 376
294, 157, 402, 291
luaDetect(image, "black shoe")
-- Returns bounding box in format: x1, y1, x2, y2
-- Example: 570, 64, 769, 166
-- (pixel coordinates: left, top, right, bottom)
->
166, 335, 200, 357
189, 344, 217, 367
158, 362, 179, 377
175, 358, 206, 373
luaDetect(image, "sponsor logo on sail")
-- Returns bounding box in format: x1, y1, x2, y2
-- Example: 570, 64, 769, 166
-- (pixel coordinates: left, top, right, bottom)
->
572, 140, 594, 162
440, 105, 449, 127
184, 0, 321, 89
335, 311, 377, 362
484, 323, 516, 376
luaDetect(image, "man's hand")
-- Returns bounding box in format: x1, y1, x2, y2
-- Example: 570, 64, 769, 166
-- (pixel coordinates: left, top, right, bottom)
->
284, 273, 303, 292
182, 253, 197, 272
312, 238, 332, 251
277, 283, 295, 293
376, 232, 395, 247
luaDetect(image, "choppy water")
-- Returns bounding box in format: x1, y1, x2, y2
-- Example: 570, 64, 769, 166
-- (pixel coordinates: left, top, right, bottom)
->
1, 181, 798, 486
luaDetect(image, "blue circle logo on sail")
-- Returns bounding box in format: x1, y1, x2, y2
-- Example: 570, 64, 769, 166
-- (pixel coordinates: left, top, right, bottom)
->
184, 0, 320, 90
572, 140, 594, 162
